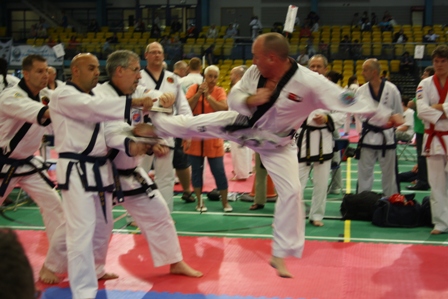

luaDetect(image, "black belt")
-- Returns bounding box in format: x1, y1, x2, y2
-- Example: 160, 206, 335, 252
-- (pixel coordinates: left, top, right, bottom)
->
356, 122, 396, 158
0, 154, 55, 197
297, 123, 334, 165
58, 152, 124, 222
114, 168, 158, 199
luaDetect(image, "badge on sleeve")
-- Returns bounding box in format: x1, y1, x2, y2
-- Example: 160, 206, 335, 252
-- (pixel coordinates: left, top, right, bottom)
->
167, 77, 174, 84
340, 91, 356, 106
416, 86, 423, 100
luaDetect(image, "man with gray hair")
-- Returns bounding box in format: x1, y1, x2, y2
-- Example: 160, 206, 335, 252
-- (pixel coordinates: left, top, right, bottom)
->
356, 58, 403, 197
173, 60, 188, 78
94, 50, 203, 276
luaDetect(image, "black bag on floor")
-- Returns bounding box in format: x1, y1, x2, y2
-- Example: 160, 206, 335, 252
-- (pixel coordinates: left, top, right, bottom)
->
340, 191, 383, 221
372, 194, 421, 228
419, 196, 433, 227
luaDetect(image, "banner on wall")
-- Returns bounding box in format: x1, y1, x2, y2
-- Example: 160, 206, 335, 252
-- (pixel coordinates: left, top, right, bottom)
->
8, 45, 64, 66
0, 39, 13, 60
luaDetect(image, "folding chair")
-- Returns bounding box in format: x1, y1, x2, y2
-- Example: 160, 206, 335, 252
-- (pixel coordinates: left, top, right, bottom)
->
397, 135, 416, 161
327, 139, 355, 194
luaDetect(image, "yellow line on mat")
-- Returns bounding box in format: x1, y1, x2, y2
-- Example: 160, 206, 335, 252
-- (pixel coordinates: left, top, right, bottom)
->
344, 220, 351, 242
344, 157, 352, 242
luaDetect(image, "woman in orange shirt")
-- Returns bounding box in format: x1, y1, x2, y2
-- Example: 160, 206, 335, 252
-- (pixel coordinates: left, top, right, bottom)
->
185, 65, 232, 212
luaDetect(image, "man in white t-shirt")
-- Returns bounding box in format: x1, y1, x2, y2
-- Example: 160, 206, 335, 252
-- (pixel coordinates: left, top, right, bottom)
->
395, 96, 415, 142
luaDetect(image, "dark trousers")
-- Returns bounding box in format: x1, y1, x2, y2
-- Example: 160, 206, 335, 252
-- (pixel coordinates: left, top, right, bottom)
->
415, 133, 429, 185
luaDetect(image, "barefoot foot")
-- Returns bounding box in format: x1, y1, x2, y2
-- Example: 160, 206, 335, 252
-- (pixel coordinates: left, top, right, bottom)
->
170, 261, 203, 278
430, 229, 442, 235
98, 272, 119, 280
270, 256, 293, 278
39, 264, 60, 284
310, 220, 324, 227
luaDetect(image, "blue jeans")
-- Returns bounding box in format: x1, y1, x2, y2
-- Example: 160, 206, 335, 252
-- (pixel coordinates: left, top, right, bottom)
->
188, 155, 228, 190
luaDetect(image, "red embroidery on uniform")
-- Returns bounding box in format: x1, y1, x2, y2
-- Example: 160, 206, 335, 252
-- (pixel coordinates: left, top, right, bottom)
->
167, 77, 174, 83
288, 93, 302, 102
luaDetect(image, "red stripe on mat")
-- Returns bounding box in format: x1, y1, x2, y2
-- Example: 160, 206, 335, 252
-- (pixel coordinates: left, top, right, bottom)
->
18, 230, 448, 299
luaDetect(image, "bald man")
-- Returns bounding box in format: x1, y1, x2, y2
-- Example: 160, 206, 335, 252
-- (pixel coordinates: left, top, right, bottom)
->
356, 58, 403, 197
173, 60, 188, 78
49, 53, 155, 299
137, 33, 404, 278
297, 54, 346, 227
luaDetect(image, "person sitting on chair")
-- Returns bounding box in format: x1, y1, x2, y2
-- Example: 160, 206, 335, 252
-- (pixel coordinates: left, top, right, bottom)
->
395, 96, 414, 142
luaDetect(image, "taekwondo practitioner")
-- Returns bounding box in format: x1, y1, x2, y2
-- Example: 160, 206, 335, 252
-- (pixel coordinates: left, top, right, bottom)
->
416, 45, 448, 235
49, 53, 160, 299
297, 55, 346, 227
356, 59, 403, 197
95, 50, 202, 276
133, 33, 405, 278
0, 54, 67, 284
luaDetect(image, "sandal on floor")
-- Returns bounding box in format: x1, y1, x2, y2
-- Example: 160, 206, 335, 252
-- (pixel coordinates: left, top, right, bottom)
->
181, 192, 195, 203
249, 204, 265, 210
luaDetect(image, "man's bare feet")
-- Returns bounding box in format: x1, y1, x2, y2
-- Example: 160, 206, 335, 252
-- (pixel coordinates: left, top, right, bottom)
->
270, 256, 293, 278
170, 261, 203, 277
430, 229, 442, 235
310, 220, 324, 227
98, 272, 119, 280
39, 264, 60, 284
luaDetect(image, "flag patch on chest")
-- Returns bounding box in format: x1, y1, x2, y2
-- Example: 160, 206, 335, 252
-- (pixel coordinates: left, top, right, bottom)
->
288, 93, 302, 102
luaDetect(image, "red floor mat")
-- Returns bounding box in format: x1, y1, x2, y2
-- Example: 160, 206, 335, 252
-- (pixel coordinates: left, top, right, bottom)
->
18, 230, 448, 299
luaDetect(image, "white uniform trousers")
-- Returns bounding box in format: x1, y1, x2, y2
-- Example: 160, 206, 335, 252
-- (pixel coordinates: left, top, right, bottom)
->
141, 150, 175, 212
258, 145, 305, 258
229, 141, 252, 179
61, 171, 114, 299
0, 173, 66, 273
121, 190, 182, 267
152, 112, 305, 258
426, 155, 448, 232
299, 159, 331, 221
357, 147, 398, 197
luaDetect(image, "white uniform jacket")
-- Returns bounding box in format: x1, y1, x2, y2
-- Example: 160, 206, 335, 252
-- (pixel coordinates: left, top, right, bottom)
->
417, 76, 448, 156
355, 80, 403, 149
95, 82, 163, 192
139, 69, 193, 146
49, 81, 133, 192
0, 79, 53, 195
229, 63, 393, 139
0, 74, 20, 92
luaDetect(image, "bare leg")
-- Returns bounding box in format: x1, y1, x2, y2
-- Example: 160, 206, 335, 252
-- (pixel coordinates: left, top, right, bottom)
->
98, 273, 119, 280
270, 256, 293, 278
219, 189, 232, 211
170, 260, 203, 277
194, 187, 205, 211
39, 264, 60, 284
176, 167, 192, 194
